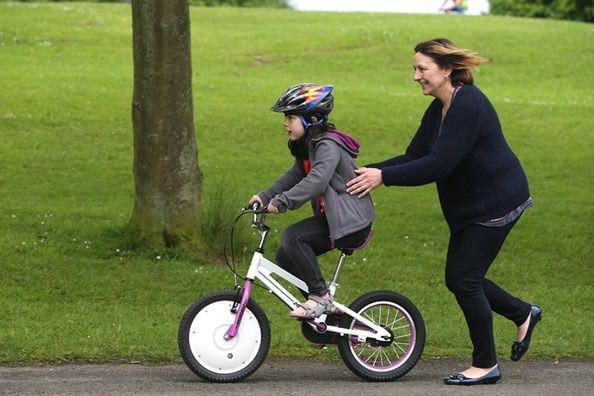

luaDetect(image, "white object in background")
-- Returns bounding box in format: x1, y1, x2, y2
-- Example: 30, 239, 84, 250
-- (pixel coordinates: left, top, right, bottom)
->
289, 0, 490, 16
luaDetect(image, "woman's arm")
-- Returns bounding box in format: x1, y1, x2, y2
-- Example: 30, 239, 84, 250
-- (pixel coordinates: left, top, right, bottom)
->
346, 107, 431, 196
348, 92, 481, 194
381, 94, 481, 186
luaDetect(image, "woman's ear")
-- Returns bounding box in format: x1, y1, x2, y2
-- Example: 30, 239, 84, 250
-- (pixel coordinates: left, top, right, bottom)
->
310, 116, 318, 123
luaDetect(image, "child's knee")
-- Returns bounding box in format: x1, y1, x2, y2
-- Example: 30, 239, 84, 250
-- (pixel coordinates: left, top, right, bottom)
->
280, 227, 299, 247
275, 246, 289, 264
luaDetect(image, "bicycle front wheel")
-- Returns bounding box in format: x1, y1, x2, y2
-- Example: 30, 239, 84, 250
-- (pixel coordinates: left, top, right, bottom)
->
178, 290, 270, 383
337, 290, 425, 381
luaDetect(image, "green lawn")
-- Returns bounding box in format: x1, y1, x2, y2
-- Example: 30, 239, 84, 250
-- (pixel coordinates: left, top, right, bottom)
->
1, 2, 593, 364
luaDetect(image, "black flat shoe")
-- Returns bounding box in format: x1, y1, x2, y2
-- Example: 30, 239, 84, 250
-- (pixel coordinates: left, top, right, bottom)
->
511, 304, 542, 361
443, 365, 501, 385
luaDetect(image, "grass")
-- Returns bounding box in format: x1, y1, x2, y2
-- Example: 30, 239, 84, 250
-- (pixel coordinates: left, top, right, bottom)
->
0, 2, 593, 364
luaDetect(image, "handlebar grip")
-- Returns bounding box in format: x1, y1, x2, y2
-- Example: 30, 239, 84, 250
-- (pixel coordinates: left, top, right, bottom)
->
243, 201, 265, 212
253, 206, 268, 214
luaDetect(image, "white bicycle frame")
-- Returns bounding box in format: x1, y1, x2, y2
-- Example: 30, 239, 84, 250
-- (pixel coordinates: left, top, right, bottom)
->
224, 210, 391, 344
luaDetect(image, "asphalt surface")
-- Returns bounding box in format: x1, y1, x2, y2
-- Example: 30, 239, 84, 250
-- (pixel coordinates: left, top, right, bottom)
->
1, 359, 592, 395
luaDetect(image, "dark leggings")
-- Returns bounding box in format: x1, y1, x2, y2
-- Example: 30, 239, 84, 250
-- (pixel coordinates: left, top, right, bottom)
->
445, 219, 532, 368
276, 216, 371, 297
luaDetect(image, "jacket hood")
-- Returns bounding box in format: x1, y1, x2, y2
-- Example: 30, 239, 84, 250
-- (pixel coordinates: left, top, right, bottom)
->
312, 129, 360, 158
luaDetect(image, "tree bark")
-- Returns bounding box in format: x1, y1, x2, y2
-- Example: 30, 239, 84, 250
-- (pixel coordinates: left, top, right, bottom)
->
129, 0, 202, 247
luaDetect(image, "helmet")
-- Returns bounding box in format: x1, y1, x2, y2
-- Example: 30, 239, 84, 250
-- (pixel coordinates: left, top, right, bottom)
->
271, 83, 334, 117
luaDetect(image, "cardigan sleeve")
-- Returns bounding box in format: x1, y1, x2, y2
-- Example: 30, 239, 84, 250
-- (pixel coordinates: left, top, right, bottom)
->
381, 89, 482, 186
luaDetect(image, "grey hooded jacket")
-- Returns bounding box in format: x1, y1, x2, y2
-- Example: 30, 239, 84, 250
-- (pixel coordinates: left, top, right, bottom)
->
258, 130, 375, 241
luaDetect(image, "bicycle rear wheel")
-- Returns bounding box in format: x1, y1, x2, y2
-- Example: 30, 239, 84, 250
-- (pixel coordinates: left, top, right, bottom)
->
178, 290, 270, 383
337, 290, 425, 381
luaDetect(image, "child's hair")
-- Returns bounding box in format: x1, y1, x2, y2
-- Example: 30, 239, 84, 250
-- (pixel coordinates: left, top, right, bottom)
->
288, 121, 336, 160
414, 38, 487, 85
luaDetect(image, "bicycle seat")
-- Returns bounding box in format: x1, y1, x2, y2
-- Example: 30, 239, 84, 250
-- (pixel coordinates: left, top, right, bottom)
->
339, 229, 373, 256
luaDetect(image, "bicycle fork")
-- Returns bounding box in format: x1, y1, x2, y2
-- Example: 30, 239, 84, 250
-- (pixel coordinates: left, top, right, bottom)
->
223, 279, 253, 341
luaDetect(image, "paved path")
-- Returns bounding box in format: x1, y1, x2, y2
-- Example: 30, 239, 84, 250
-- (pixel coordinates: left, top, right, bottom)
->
1, 359, 592, 395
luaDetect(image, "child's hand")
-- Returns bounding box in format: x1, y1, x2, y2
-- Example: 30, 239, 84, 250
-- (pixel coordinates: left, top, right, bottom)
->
249, 195, 263, 207
267, 202, 279, 213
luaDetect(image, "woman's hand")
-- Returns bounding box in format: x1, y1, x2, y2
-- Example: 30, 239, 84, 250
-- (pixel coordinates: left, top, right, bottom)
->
267, 202, 279, 213
346, 167, 383, 198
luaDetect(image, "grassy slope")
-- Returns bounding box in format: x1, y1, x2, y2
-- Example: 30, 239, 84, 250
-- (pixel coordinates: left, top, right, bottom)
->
0, 2, 592, 363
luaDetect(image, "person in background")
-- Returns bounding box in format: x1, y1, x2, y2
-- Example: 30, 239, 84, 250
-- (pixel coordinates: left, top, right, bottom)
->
440, 0, 468, 14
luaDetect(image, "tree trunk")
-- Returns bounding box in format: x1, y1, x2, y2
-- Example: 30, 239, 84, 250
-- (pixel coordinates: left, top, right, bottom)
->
129, 0, 202, 248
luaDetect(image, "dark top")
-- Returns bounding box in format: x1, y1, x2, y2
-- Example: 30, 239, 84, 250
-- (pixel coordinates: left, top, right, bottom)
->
368, 84, 530, 232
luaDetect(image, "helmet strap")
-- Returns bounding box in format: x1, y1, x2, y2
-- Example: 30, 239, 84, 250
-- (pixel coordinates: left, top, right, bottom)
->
298, 115, 326, 129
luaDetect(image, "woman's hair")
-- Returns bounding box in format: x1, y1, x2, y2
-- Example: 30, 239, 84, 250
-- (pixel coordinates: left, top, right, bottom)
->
414, 38, 486, 85
288, 119, 336, 160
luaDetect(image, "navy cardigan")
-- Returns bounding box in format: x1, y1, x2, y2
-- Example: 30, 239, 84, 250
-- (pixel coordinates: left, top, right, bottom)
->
368, 85, 530, 232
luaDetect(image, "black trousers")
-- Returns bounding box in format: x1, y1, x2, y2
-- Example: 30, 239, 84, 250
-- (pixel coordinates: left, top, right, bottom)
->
276, 216, 371, 297
445, 219, 532, 368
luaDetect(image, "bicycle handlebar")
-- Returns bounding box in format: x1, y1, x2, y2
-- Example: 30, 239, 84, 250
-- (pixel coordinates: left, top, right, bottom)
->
243, 202, 269, 215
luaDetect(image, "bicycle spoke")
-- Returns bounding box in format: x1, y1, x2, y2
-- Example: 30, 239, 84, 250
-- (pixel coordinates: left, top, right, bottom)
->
394, 341, 407, 353
388, 313, 405, 328
365, 347, 381, 364
391, 344, 402, 359
383, 307, 391, 327
355, 343, 368, 357
381, 348, 392, 366
392, 324, 410, 331
372, 347, 380, 366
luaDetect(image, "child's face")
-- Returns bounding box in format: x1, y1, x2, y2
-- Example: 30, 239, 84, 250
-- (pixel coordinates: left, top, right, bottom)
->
283, 115, 305, 141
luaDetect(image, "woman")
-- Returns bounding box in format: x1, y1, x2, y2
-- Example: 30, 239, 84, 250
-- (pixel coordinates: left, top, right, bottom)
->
346, 39, 541, 385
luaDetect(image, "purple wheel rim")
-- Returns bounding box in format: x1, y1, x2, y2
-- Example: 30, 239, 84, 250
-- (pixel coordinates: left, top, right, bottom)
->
348, 302, 416, 371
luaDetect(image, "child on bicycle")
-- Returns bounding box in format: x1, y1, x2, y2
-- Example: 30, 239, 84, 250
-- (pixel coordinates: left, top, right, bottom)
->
250, 83, 375, 319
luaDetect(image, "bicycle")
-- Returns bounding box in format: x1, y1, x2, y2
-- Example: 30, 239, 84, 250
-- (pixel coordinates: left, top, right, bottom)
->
178, 203, 425, 382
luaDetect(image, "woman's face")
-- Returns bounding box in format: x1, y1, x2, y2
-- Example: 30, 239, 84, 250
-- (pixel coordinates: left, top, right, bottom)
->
283, 115, 306, 141
413, 52, 452, 97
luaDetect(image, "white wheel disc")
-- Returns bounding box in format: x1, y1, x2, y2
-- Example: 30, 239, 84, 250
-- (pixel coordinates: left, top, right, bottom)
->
188, 300, 262, 374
